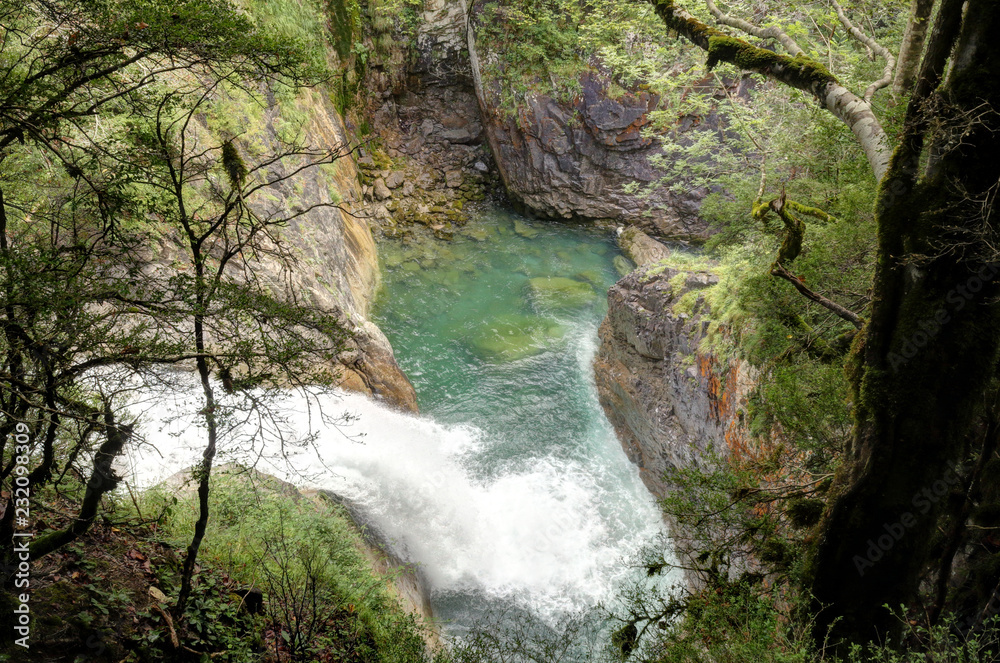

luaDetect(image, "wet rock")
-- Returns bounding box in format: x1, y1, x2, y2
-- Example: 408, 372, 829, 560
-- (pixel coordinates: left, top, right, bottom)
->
613, 255, 634, 277
513, 218, 540, 239
444, 170, 463, 188
526, 276, 597, 310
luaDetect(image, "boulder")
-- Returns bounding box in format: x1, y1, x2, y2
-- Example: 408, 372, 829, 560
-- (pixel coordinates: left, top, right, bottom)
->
526, 276, 597, 310
468, 314, 565, 362
619, 226, 672, 265
385, 171, 406, 189
373, 178, 392, 200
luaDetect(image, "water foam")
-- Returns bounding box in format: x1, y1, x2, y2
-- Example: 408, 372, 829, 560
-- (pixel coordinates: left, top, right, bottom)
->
124, 383, 662, 622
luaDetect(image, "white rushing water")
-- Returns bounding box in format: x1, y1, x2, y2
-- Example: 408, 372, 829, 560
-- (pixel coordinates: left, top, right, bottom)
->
122, 379, 663, 625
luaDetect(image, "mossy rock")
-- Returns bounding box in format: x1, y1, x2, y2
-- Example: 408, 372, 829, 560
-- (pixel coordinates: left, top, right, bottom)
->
463, 226, 493, 242
613, 254, 634, 277
468, 314, 565, 361
573, 270, 604, 288
526, 276, 597, 310
513, 218, 540, 239
382, 250, 405, 268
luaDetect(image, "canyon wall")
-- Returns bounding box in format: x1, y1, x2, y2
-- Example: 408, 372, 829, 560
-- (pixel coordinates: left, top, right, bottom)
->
463, 1, 741, 241
593, 246, 755, 499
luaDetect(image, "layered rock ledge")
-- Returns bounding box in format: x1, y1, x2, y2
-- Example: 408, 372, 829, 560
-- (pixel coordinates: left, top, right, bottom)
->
594, 259, 755, 499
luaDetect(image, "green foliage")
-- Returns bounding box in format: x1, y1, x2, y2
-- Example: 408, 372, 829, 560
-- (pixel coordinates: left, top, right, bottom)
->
845, 614, 1000, 663
637, 580, 816, 663
140, 472, 437, 662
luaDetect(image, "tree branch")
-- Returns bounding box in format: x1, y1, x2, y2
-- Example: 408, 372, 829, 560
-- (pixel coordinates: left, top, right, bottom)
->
705, 0, 804, 56
829, 0, 895, 102
647, 0, 892, 180
770, 263, 864, 328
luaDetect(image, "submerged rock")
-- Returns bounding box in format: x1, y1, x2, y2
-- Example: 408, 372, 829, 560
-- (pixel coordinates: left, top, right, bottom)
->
468, 314, 565, 362
613, 255, 634, 277
513, 218, 540, 239
526, 276, 597, 310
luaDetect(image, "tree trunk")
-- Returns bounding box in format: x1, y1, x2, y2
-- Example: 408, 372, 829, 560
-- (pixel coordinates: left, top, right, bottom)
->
806, 0, 1000, 648
29, 407, 130, 559
892, 0, 936, 98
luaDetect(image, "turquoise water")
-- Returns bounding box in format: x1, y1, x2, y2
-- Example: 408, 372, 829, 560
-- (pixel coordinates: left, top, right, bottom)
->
371, 207, 663, 637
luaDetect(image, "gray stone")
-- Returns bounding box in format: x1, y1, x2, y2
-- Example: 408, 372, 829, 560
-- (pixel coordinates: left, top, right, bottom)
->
619, 226, 671, 265
385, 171, 406, 189
440, 128, 477, 144
473, 161, 488, 172
373, 178, 392, 200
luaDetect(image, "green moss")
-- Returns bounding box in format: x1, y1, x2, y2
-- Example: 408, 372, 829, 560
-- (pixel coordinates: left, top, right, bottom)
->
526, 276, 597, 310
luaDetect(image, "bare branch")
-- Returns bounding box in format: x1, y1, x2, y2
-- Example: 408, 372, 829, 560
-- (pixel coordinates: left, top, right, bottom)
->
705, 0, 804, 57
829, 0, 895, 102
770, 262, 864, 328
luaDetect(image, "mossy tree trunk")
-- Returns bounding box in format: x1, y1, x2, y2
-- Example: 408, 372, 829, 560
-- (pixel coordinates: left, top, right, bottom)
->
806, 0, 1000, 647
892, 0, 936, 98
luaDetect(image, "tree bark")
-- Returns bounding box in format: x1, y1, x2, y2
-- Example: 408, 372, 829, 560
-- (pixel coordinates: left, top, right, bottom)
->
892, 0, 936, 98
805, 0, 1000, 649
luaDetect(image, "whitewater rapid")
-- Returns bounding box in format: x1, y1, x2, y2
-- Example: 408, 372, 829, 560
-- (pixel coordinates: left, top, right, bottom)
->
122, 379, 663, 623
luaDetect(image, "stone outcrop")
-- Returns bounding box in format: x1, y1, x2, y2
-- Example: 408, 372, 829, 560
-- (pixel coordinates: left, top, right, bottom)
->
476, 71, 712, 240
594, 260, 755, 498
619, 226, 673, 266
459, 0, 752, 240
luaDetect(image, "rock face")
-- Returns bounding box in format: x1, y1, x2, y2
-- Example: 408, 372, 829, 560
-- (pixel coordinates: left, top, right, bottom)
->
357, 0, 497, 241
594, 262, 754, 498
477, 72, 710, 239
286, 95, 418, 411
229, 89, 418, 412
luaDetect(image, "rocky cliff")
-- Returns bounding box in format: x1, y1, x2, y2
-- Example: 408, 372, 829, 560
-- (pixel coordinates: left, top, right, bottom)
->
271, 89, 418, 411
478, 72, 712, 240
197, 86, 419, 411
594, 253, 755, 499
462, 0, 739, 241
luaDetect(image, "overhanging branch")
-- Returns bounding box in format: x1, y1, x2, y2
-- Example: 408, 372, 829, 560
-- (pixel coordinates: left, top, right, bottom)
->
829, 0, 895, 102
647, 0, 892, 180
